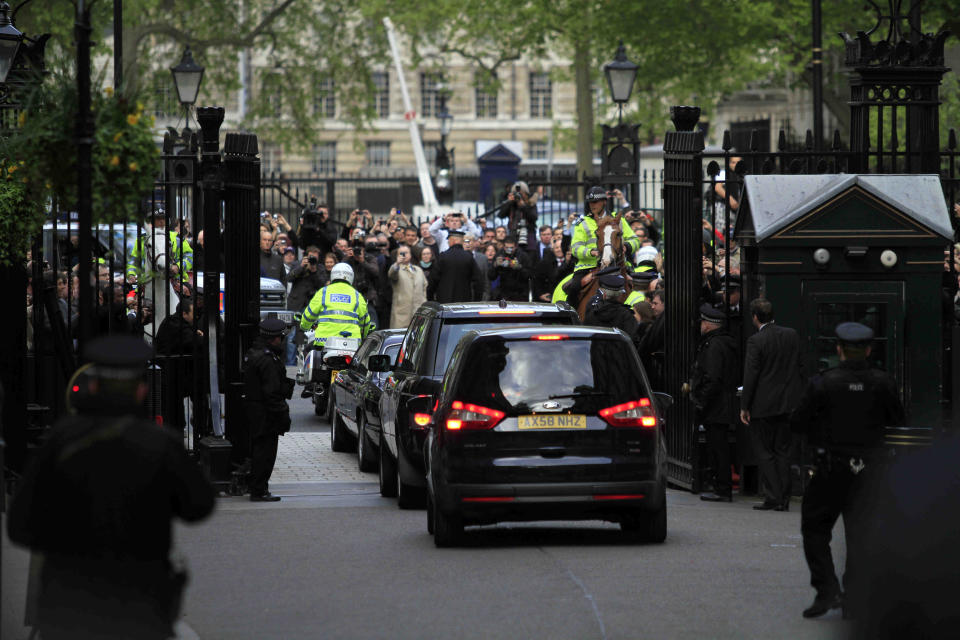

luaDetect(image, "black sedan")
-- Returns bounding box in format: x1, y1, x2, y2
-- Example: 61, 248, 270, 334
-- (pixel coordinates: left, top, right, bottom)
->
425, 326, 672, 546
331, 329, 406, 471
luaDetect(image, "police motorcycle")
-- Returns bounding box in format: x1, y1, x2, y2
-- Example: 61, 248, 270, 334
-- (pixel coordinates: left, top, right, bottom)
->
297, 326, 360, 418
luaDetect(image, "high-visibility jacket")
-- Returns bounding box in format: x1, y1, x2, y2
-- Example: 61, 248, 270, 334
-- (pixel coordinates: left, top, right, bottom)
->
300, 280, 375, 346
551, 273, 574, 304
570, 214, 640, 272
624, 290, 646, 308
126, 230, 192, 283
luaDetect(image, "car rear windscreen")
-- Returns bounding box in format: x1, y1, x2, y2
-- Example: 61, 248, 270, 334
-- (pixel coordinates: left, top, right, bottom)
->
454, 337, 645, 414
433, 318, 572, 376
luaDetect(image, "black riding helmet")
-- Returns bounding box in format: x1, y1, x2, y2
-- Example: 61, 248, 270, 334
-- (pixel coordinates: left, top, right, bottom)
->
584, 186, 607, 215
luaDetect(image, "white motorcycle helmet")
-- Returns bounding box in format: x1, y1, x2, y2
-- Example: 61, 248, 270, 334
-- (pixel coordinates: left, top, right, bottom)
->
330, 262, 355, 285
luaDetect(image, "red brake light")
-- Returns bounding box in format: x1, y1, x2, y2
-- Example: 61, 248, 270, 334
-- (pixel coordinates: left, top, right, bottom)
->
593, 494, 646, 501
531, 334, 568, 341
599, 399, 657, 428
413, 413, 431, 427
445, 400, 505, 431
72, 385, 80, 393
344, 355, 352, 365
477, 309, 536, 315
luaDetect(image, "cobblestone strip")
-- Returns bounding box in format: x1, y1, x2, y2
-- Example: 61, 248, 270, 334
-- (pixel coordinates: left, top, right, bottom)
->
272, 431, 373, 483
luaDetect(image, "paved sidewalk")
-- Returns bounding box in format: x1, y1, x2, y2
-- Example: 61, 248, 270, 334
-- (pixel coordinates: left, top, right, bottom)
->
273, 430, 372, 484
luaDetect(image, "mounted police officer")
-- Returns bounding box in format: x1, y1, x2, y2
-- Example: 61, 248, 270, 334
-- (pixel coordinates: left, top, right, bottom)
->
583, 273, 638, 341
243, 318, 296, 502
791, 322, 904, 619
564, 186, 641, 306
125, 207, 193, 287
7, 335, 215, 639
299, 262, 376, 350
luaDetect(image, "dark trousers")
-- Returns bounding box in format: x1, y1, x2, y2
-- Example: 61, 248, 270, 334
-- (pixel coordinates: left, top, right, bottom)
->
249, 428, 279, 496
801, 463, 874, 608
704, 422, 732, 495
753, 414, 792, 504
562, 269, 592, 307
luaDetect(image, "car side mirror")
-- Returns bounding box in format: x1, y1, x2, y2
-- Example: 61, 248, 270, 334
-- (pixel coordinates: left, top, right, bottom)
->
406, 395, 433, 413
653, 392, 674, 413
368, 354, 393, 372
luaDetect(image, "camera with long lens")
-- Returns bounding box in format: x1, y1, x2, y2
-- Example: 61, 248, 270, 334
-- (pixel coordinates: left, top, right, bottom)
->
301, 196, 322, 232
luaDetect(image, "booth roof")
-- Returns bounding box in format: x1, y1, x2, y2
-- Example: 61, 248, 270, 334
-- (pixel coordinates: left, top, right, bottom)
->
743, 174, 952, 242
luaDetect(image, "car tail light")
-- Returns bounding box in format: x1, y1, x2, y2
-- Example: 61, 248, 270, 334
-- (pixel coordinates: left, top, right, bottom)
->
445, 400, 505, 431
531, 334, 568, 341
599, 398, 657, 428
592, 494, 646, 501
411, 412, 432, 429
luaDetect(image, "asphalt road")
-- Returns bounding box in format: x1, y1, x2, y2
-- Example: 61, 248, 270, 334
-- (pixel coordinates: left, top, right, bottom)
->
171, 480, 849, 640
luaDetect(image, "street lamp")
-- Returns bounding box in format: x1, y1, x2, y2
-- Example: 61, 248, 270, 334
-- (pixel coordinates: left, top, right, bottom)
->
603, 40, 638, 125
0, 2, 22, 84
170, 46, 205, 116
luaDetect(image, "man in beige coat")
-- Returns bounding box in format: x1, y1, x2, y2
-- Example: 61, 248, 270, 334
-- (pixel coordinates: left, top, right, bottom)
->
388, 245, 427, 328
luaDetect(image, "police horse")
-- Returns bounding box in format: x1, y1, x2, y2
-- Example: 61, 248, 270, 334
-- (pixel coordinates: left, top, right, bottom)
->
140, 226, 181, 340
575, 211, 633, 321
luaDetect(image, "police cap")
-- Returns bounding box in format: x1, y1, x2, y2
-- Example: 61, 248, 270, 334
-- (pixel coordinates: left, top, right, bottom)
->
598, 273, 625, 290
259, 317, 288, 337
835, 321, 873, 346
446, 228, 466, 237
700, 303, 725, 325
631, 268, 659, 281
81, 335, 152, 379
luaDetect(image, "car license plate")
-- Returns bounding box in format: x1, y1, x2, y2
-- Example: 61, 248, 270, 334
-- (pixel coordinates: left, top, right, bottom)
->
330, 370, 339, 384
518, 414, 587, 429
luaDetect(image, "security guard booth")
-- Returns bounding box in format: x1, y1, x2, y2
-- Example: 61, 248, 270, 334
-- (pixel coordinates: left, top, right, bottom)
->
736, 174, 952, 430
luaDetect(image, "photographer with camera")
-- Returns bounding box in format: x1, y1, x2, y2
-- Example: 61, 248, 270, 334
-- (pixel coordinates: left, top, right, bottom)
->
298, 197, 337, 256
503, 181, 539, 249
492, 236, 532, 302
285, 246, 327, 364
428, 211, 483, 253
345, 235, 383, 328
342, 208, 374, 241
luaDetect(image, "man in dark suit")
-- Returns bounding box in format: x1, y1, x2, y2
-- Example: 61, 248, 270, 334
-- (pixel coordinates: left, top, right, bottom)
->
740, 297, 804, 511
428, 229, 485, 303
533, 237, 571, 301
526, 224, 554, 263
464, 232, 491, 301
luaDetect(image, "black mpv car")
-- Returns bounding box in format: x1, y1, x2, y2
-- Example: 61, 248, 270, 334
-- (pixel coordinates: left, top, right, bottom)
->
370, 301, 579, 508
425, 326, 670, 546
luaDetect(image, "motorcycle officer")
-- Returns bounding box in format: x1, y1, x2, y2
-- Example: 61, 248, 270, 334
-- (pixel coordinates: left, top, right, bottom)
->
300, 262, 376, 351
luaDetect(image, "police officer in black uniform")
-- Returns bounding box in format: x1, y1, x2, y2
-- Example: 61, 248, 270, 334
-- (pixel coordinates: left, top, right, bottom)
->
791, 322, 904, 619
691, 304, 739, 502
244, 317, 295, 502
7, 335, 215, 639
583, 273, 639, 341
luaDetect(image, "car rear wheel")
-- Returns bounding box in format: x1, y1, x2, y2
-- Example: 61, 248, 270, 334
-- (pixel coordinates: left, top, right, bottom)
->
330, 399, 353, 453
396, 461, 425, 509
620, 492, 667, 543
357, 415, 377, 472
379, 438, 398, 498
432, 500, 463, 548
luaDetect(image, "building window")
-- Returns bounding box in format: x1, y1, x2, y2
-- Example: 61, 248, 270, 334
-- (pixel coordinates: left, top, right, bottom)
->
529, 71, 552, 118
312, 142, 336, 174
262, 144, 282, 175
421, 72, 444, 118
365, 141, 391, 167
263, 73, 283, 118
528, 140, 548, 161
372, 71, 390, 118
475, 81, 497, 118
152, 78, 178, 119
313, 77, 336, 118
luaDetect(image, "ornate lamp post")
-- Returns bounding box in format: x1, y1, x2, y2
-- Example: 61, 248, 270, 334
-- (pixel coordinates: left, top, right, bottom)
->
0, 2, 22, 85
435, 83, 454, 204
170, 46, 205, 123
603, 40, 638, 126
